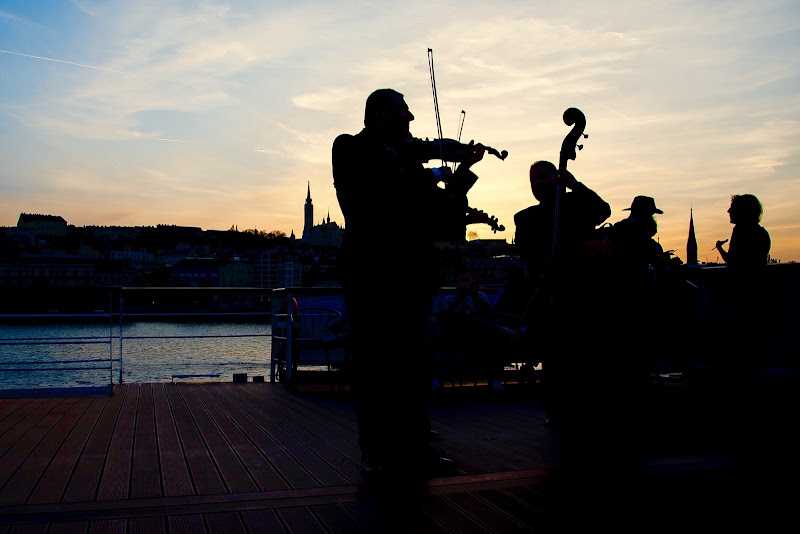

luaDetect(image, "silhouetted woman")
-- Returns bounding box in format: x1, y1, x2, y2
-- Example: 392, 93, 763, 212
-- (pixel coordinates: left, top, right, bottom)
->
714, 194, 771, 386
716, 194, 771, 268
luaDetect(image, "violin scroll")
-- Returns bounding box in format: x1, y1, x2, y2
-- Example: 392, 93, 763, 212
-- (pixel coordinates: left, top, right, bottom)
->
486, 146, 509, 160
466, 207, 505, 233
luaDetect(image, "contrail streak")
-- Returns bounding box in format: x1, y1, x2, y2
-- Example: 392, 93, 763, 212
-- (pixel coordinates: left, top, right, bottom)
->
0, 49, 167, 80
152, 137, 190, 143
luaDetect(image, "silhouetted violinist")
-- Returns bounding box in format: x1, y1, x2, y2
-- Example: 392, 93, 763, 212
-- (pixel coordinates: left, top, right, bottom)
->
332, 88, 474, 481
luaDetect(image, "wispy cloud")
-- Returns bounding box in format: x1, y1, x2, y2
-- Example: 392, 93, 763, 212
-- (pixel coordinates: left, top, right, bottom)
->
1, 0, 799, 259
0, 48, 178, 80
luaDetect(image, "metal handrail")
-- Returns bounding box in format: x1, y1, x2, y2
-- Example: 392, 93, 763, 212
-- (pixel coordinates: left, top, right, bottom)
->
0, 287, 277, 389
0, 335, 115, 386
0, 286, 352, 389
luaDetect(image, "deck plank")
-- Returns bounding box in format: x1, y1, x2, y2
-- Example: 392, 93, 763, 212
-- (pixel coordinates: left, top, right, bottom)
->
167, 514, 207, 534
0, 399, 34, 423
216, 385, 349, 488
241, 386, 362, 460
0, 398, 62, 457
152, 383, 193, 497
96, 384, 139, 501
131, 383, 161, 499
87, 519, 124, 534
471, 488, 546, 532
345, 500, 451, 534
203, 512, 247, 534
8, 524, 48, 534
228, 385, 361, 483
311, 503, 369, 534
0, 398, 92, 505
424, 495, 496, 533
127, 516, 166, 534
0, 382, 792, 533
26, 397, 108, 505
210, 384, 320, 490
276, 507, 327, 534
0, 398, 79, 493
431, 418, 548, 472
444, 491, 537, 533
62, 387, 126, 503
192, 384, 288, 491
164, 382, 225, 495
239, 509, 286, 533
176, 383, 258, 493
259, 386, 360, 437
48, 521, 88, 534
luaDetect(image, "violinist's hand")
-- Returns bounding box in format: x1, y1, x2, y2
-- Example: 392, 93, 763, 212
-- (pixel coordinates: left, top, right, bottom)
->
715, 239, 728, 251
458, 141, 486, 172
431, 166, 453, 185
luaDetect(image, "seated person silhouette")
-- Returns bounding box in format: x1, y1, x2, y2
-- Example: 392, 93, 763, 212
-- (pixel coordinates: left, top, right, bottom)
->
437, 272, 514, 391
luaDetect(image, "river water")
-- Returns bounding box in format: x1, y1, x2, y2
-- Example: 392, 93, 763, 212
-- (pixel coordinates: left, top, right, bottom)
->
0, 320, 273, 391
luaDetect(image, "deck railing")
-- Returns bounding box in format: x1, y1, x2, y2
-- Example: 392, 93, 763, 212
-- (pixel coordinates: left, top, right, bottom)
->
0, 334, 116, 392
2, 262, 799, 392
0, 287, 275, 392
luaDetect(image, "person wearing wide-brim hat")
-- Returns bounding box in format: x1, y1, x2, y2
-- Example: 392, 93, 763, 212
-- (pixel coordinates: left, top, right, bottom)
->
609, 195, 668, 272
623, 195, 663, 216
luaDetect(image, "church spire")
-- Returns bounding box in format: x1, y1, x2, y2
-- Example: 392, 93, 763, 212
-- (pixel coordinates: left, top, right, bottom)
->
303, 181, 313, 240
687, 207, 698, 265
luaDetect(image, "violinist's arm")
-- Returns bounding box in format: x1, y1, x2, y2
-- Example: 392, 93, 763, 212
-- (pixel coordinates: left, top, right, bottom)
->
448, 143, 485, 196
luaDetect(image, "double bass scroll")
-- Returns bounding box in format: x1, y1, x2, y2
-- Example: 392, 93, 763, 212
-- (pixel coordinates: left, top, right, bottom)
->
551, 107, 588, 261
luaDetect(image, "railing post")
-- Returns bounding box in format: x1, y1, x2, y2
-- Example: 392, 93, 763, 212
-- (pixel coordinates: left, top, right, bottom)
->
118, 290, 124, 384
285, 289, 293, 386
109, 290, 113, 386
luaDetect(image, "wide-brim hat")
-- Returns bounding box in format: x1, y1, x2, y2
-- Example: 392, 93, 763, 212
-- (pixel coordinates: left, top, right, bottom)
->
624, 195, 663, 214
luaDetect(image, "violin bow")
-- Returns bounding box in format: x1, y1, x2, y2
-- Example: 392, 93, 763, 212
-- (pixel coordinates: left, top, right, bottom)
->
454, 110, 466, 172
427, 48, 447, 168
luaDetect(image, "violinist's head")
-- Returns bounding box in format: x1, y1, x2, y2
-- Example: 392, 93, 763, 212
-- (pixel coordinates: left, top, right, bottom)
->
364, 88, 414, 143
529, 160, 557, 202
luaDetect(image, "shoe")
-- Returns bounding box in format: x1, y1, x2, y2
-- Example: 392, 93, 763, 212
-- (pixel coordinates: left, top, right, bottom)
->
360, 454, 384, 478
490, 378, 505, 391
429, 428, 440, 440
425, 455, 458, 477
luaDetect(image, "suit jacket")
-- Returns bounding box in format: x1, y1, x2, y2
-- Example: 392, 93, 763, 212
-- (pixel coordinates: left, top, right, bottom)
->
332, 129, 477, 297
514, 183, 610, 273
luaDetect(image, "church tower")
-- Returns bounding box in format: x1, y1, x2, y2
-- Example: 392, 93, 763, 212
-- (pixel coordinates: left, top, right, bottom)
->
687, 208, 698, 265
302, 181, 313, 240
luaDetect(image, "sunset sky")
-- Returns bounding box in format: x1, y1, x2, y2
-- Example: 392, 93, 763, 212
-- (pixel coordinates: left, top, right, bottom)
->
1, 1, 798, 263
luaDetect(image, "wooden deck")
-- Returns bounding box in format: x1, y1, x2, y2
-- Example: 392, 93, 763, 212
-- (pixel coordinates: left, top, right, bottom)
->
0, 381, 795, 533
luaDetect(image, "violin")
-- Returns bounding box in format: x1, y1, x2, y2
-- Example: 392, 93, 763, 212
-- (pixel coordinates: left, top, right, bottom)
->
405, 136, 507, 235
407, 137, 508, 164
467, 207, 505, 233
423, 48, 509, 236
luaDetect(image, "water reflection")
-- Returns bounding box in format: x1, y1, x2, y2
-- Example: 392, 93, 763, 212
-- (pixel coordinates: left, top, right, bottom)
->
0, 321, 272, 389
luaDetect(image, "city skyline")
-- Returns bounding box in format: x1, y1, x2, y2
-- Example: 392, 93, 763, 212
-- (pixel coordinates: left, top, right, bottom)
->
1, 1, 799, 263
